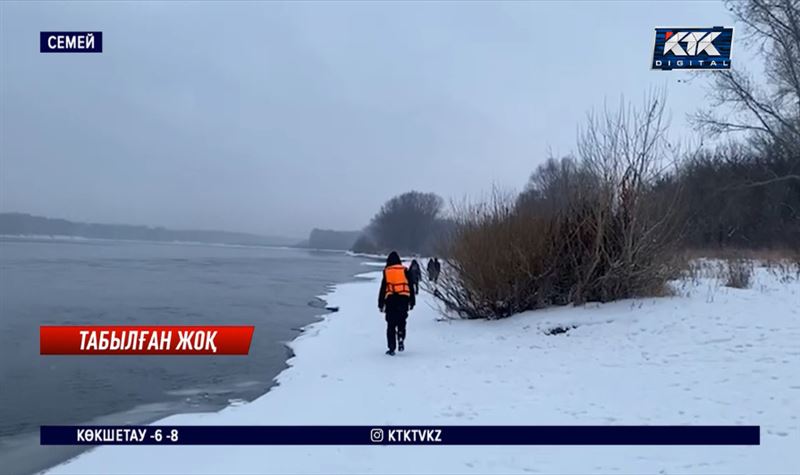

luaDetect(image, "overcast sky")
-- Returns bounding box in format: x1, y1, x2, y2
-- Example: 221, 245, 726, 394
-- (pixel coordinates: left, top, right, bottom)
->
0, 1, 752, 238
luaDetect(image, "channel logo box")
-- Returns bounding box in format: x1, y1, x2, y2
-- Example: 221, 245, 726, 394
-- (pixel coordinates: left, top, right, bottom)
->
652, 27, 732, 71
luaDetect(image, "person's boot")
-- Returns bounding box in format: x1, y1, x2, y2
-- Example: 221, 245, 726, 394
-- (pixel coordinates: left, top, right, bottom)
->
385, 349, 395, 356
398, 339, 405, 352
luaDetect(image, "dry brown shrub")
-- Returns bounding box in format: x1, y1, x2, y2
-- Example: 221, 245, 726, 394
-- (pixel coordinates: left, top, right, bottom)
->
435, 92, 686, 319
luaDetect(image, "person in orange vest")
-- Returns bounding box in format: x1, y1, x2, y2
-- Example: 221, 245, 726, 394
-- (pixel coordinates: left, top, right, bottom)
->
378, 251, 415, 355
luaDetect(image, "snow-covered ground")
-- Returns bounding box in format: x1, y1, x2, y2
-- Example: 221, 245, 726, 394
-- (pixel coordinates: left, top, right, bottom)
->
47, 264, 800, 474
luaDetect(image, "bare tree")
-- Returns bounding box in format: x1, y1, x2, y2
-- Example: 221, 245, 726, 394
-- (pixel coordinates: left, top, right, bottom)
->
568, 90, 686, 303
694, 0, 800, 185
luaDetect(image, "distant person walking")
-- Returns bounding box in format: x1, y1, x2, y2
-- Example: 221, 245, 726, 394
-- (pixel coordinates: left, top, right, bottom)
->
427, 257, 441, 283
408, 259, 422, 295
378, 251, 415, 355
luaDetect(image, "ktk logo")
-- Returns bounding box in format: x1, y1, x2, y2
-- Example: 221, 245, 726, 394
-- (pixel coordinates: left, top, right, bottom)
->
652, 27, 733, 71
663, 31, 721, 56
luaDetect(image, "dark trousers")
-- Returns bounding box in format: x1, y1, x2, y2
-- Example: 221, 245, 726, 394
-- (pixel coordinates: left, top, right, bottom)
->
385, 311, 407, 351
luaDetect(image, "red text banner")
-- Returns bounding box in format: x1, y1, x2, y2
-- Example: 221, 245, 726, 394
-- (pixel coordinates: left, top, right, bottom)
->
40, 326, 255, 355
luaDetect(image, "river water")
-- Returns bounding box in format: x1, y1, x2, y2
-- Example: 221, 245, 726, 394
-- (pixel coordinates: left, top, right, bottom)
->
0, 237, 366, 474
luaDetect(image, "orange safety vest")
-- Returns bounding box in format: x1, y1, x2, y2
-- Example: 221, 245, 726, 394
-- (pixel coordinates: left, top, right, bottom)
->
384, 264, 411, 298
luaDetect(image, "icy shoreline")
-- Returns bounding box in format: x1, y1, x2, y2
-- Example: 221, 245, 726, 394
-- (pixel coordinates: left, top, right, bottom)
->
46, 266, 799, 474
0, 234, 300, 251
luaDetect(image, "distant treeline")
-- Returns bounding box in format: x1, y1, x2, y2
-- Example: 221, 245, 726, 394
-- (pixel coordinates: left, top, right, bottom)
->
350, 191, 453, 256
675, 143, 799, 249
0, 213, 298, 247
299, 191, 452, 255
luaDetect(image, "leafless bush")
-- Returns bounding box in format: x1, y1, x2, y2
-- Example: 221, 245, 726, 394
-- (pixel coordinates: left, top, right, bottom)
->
723, 258, 755, 289
682, 248, 800, 283
435, 191, 560, 318
763, 249, 800, 283
436, 92, 685, 319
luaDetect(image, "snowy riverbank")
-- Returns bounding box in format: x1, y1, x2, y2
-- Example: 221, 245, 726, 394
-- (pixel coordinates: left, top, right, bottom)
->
47, 265, 799, 474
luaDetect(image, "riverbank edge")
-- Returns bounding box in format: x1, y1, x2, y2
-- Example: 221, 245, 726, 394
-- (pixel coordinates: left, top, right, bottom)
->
24, 263, 374, 475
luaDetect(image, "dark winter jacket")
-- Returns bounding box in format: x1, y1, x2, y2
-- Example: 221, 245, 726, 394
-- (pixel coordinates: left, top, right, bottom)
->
408, 260, 422, 284
378, 251, 415, 313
